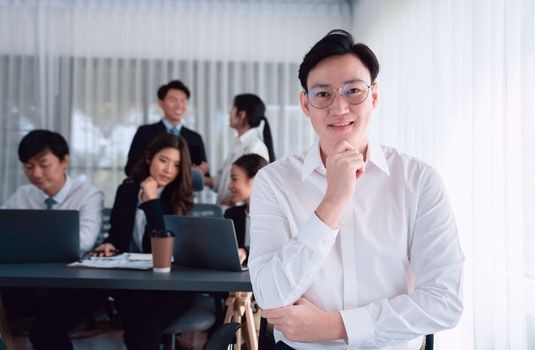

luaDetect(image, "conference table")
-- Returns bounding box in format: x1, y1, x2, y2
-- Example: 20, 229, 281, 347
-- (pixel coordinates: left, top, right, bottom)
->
0, 263, 252, 291
0, 263, 253, 349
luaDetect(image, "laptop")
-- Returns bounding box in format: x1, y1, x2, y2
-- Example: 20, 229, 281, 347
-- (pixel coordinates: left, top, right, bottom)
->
0, 209, 80, 263
163, 215, 247, 272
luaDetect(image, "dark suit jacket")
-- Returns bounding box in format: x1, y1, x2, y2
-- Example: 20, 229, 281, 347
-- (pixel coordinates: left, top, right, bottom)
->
105, 181, 169, 253
224, 205, 248, 249
125, 120, 208, 175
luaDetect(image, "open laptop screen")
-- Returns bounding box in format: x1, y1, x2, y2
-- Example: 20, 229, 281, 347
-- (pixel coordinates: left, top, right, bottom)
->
0, 209, 80, 263
164, 215, 246, 272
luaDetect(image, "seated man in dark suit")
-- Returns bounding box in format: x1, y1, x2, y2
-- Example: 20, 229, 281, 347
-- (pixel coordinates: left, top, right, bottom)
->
125, 79, 209, 176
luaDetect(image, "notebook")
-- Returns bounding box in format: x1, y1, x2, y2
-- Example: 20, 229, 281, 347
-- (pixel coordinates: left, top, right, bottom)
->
0, 209, 80, 263
163, 215, 247, 272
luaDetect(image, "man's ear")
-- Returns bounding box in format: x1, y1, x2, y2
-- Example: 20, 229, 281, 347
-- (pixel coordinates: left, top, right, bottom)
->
371, 82, 379, 109
299, 91, 311, 118
158, 99, 165, 110
61, 154, 70, 169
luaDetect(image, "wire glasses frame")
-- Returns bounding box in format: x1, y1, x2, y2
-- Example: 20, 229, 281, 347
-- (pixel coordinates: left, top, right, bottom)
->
305, 79, 373, 109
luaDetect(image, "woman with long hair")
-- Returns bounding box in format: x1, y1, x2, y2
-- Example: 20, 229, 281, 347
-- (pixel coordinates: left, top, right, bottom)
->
224, 153, 269, 265
92, 133, 194, 350
205, 93, 275, 206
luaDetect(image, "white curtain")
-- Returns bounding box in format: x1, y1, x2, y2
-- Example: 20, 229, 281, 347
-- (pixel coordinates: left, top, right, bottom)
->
352, 0, 535, 349
0, 0, 351, 204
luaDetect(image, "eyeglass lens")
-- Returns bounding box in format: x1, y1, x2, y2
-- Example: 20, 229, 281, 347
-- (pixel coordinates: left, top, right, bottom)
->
307, 80, 370, 109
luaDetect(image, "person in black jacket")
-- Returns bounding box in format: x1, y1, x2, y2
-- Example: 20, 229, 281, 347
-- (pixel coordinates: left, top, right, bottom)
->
124, 80, 209, 176
224, 154, 268, 265
93, 133, 194, 350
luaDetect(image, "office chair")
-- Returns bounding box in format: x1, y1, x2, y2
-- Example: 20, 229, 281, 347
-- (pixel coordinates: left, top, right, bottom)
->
161, 294, 216, 350
192, 168, 205, 192
100, 207, 112, 241
258, 317, 434, 350
203, 322, 240, 350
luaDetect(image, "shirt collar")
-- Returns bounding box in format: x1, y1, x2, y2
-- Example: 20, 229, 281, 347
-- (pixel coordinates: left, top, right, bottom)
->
301, 139, 390, 181
49, 175, 72, 204
366, 141, 390, 176
302, 139, 325, 181
162, 118, 182, 133
237, 128, 259, 144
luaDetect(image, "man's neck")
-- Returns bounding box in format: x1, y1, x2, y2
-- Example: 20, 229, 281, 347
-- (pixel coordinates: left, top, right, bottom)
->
163, 117, 181, 128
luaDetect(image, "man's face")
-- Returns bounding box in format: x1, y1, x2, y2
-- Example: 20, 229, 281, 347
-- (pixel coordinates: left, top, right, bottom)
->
159, 89, 189, 125
23, 150, 68, 196
299, 53, 378, 159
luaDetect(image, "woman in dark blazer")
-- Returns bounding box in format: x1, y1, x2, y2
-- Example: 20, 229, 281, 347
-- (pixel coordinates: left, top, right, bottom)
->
224, 154, 268, 265
93, 133, 194, 350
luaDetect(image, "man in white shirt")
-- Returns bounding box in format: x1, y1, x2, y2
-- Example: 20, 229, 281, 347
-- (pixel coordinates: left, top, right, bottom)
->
2, 130, 104, 255
249, 30, 464, 350
1, 129, 104, 350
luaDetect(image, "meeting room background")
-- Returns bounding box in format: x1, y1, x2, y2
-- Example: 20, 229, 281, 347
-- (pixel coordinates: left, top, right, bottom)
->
1, 0, 534, 349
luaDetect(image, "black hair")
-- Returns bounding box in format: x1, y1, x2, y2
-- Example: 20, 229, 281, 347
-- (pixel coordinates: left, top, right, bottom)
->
130, 134, 194, 215
233, 94, 276, 162
233, 153, 269, 179
157, 80, 191, 100
298, 29, 380, 90
18, 129, 69, 163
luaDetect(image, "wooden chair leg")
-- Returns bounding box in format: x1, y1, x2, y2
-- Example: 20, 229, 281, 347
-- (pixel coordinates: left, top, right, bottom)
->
224, 292, 258, 350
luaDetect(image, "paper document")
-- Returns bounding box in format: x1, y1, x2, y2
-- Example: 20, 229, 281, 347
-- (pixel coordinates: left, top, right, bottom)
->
68, 253, 153, 270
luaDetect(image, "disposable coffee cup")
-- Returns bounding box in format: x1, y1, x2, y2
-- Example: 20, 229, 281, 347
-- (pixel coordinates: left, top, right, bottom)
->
151, 229, 175, 273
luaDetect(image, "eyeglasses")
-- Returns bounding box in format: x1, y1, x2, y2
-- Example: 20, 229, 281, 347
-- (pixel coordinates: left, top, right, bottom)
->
305, 80, 372, 109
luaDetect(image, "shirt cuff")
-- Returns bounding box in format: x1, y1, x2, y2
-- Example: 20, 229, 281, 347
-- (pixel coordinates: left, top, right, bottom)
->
340, 306, 375, 346
296, 212, 339, 255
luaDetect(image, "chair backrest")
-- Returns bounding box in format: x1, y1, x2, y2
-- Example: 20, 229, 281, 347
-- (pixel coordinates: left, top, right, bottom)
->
192, 168, 205, 192
421, 334, 434, 350
100, 207, 112, 240
191, 203, 223, 218
259, 317, 275, 350
203, 322, 241, 350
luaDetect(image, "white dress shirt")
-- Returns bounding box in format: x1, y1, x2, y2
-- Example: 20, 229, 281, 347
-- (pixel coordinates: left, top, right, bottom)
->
213, 127, 269, 204
131, 187, 164, 252
2, 175, 104, 256
162, 118, 182, 135
249, 140, 464, 350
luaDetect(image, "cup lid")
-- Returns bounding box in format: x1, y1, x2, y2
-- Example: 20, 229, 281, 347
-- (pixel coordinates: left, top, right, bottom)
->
151, 229, 175, 238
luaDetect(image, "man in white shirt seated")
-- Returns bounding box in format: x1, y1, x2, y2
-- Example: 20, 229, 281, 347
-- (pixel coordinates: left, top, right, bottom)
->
1, 129, 104, 350
3, 129, 104, 255
248, 29, 464, 350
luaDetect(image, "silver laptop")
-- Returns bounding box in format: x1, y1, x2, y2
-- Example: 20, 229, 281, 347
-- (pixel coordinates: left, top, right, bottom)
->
0, 209, 80, 263
163, 215, 247, 272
